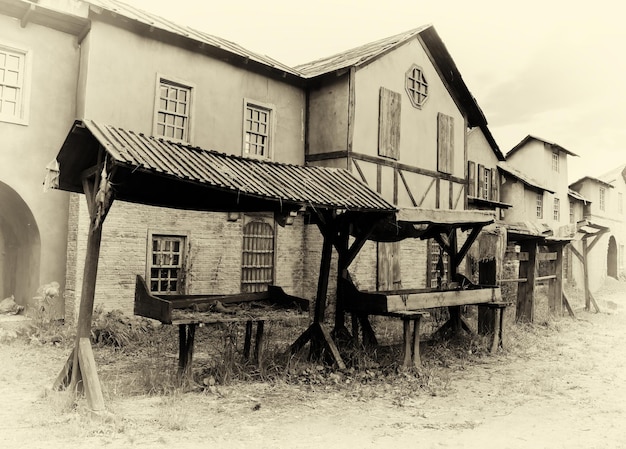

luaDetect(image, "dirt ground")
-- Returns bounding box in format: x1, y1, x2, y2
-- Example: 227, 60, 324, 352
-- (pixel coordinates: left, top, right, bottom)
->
1, 279, 626, 449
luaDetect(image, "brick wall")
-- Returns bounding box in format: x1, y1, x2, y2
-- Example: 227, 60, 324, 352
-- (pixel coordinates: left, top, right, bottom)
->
66, 201, 306, 321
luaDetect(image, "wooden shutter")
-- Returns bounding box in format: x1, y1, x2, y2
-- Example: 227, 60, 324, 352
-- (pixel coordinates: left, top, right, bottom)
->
378, 87, 401, 160
491, 168, 499, 201
437, 113, 454, 174
477, 164, 485, 199
377, 241, 401, 290
468, 161, 476, 197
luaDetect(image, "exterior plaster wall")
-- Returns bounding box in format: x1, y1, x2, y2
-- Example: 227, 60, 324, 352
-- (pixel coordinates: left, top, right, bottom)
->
0, 15, 79, 311
80, 21, 305, 164
307, 76, 350, 157
352, 39, 466, 185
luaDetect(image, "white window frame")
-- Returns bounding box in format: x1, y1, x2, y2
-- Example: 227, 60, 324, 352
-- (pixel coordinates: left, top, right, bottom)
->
599, 187, 606, 211
536, 192, 543, 219
242, 98, 274, 160
152, 74, 195, 144
553, 197, 560, 221
552, 151, 559, 172
0, 42, 32, 126
146, 230, 189, 294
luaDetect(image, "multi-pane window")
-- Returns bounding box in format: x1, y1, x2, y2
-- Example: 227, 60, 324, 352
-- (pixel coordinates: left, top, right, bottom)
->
552, 151, 559, 172
599, 187, 606, 211
481, 167, 491, 200
569, 201, 575, 223
155, 78, 191, 142
553, 197, 560, 221
244, 102, 271, 158
405, 64, 428, 108
536, 193, 543, 219
149, 235, 185, 293
0, 46, 26, 123
241, 217, 275, 293
427, 239, 448, 289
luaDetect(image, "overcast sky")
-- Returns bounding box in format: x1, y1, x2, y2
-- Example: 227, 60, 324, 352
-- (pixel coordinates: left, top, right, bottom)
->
122, 0, 625, 183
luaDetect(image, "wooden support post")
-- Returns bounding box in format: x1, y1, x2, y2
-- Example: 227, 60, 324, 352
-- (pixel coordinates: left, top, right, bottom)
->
411, 316, 421, 367
583, 238, 592, 312
516, 240, 538, 322
478, 259, 497, 334
178, 324, 196, 379
253, 321, 265, 367
562, 291, 576, 319
78, 338, 104, 410
548, 245, 564, 316
243, 321, 253, 359
402, 319, 412, 368
334, 226, 349, 334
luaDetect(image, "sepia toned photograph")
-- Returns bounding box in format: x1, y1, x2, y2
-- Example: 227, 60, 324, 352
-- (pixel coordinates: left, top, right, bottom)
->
1, 0, 625, 447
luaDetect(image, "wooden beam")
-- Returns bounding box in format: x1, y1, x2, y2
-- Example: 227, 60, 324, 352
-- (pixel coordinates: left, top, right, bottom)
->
20, 3, 34, 28
314, 231, 334, 323
454, 225, 481, 269
398, 169, 418, 207
550, 246, 563, 316
562, 291, 576, 319
351, 159, 368, 185
583, 238, 591, 311
77, 338, 104, 411
516, 241, 538, 322
417, 177, 436, 207
569, 244, 583, 263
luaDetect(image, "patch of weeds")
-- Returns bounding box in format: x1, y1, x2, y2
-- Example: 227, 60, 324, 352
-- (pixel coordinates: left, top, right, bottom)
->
90, 306, 155, 349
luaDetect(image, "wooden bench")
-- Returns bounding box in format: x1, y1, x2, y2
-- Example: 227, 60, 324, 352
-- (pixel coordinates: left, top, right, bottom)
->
343, 277, 507, 366
134, 275, 310, 378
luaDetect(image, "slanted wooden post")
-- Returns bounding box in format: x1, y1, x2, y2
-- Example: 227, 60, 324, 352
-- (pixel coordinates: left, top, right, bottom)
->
582, 238, 592, 311
54, 158, 114, 412
516, 240, 538, 322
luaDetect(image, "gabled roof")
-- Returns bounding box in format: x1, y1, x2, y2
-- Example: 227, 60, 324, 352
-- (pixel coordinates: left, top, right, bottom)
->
295, 26, 430, 78
85, 0, 304, 84
497, 162, 555, 194
295, 25, 489, 128
54, 120, 396, 214
569, 176, 615, 191
596, 164, 626, 185
507, 135, 578, 158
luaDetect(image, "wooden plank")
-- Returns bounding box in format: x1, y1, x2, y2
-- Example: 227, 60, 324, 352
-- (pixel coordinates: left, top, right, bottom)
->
569, 244, 583, 263
491, 168, 499, 202
380, 287, 501, 312
477, 164, 485, 198
562, 291, 576, 319
536, 275, 557, 281
402, 319, 412, 368
448, 179, 454, 209
467, 161, 476, 197
437, 113, 454, 174
351, 158, 368, 185
378, 87, 401, 160
77, 338, 105, 411
500, 278, 528, 283
318, 323, 346, 370
398, 169, 418, 207
505, 252, 529, 262
516, 241, 537, 322
314, 230, 334, 323
435, 178, 441, 208
417, 177, 436, 207
538, 252, 557, 261
412, 316, 421, 367
453, 183, 465, 209
53, 349, 75, 391
253, 321, 265, 366
349, 152, 466, 184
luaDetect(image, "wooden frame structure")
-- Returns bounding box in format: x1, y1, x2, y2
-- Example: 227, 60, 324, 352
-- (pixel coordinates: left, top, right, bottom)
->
49, 120, 395, 411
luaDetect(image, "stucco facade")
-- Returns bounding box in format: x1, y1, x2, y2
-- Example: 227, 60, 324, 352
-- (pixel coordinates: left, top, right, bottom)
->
0, 9, 83, 313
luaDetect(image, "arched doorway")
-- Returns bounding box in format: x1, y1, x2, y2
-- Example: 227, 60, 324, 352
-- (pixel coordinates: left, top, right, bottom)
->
607, 235, 618, 279
0, 181, 41, 307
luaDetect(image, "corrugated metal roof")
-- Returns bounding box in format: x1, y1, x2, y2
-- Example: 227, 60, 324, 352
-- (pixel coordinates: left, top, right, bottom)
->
85, 0, 301, 77
60, 120, 395, 212
295, 26, 429, 78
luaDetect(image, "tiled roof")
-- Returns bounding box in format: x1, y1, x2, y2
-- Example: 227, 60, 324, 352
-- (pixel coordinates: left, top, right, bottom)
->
568, 189, 591, 204
55, 120, 395, 213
